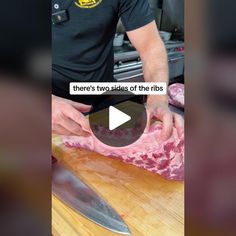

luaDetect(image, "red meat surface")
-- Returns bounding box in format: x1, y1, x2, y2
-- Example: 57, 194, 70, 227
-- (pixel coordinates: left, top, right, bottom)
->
168, 83, 185, 108
62, 123, 184, 181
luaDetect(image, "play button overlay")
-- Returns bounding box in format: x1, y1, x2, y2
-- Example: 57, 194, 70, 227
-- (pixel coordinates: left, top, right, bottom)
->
109, 106, 131, 131
89, 97, 147, 147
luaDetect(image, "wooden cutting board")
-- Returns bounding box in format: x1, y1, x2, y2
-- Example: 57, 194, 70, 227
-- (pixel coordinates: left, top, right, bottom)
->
52, 135, 184, 236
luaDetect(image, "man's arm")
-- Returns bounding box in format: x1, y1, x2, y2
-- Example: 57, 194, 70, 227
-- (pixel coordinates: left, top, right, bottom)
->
127, 21, 183, 139
127, 21, 168, 87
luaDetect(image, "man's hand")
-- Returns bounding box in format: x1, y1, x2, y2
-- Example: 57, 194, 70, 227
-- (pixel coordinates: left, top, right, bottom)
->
146, 96, 184, 140
52, 95, 92, 136
127, 22, 184, 139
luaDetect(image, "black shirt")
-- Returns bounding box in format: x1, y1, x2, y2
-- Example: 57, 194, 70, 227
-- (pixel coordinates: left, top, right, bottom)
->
52, 0, 154, 103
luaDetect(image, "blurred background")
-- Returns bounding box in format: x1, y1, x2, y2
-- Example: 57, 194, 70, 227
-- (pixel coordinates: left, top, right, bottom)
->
0, 0, 236, 235
0, 0, 51, 235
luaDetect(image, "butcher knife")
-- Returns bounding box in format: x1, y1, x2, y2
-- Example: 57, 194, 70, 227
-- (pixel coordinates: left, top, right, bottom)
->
52, 159, 131, 235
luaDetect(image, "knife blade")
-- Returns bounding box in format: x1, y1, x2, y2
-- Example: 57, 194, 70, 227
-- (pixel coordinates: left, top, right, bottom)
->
52, 160, 131, 235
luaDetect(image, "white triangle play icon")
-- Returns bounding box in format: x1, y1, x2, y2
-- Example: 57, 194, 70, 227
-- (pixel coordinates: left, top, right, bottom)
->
109, 106, 131, 131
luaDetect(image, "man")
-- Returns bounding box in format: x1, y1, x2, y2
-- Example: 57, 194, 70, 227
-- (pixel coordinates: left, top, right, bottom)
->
52, 0, 183, 139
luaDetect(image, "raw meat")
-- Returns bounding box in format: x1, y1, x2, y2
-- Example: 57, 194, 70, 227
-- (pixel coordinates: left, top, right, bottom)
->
168, 83, 185, 108
62, 123, 184, 181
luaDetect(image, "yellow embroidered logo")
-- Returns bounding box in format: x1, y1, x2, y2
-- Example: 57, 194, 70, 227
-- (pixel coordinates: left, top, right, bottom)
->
75, 0, 102, 8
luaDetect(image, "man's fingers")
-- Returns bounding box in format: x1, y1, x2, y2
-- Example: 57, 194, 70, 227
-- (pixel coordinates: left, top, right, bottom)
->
60, 115, 88, 136
146, 106, 173, 140
71, 101, 92, 113
65, 107, 91, 133
52, 96, 92, 136
174, 113, 184, 138
144, 110, 152, 133
152, 107, 173, 140
160, 111, 173, 140
52, 124, 72, 136
146, 104, 184, 140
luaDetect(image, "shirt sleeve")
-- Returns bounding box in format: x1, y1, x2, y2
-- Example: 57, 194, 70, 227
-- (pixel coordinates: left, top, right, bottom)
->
118, 0, 154, 31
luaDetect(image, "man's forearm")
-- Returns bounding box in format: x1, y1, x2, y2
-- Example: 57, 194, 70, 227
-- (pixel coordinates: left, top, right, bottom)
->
142, 40, 169, 104
126, 21, 169, 104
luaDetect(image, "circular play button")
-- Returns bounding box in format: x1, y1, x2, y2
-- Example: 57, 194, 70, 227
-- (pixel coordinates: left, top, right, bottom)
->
89, 92, 147, 147
109, 106, 131, 131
